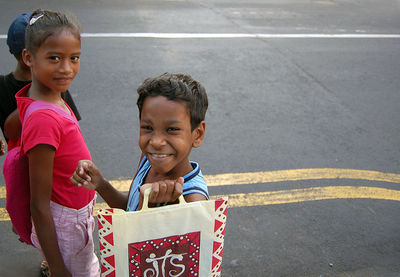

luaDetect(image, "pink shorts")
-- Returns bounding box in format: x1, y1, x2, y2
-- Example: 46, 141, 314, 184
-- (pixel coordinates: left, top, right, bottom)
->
31, 197, 100, 277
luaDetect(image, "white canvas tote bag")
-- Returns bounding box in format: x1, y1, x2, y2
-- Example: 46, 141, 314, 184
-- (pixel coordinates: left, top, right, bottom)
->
97, 189, 228, 277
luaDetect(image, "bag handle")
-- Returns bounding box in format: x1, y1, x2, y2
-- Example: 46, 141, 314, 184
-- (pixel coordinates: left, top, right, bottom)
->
140, 187, 186, 211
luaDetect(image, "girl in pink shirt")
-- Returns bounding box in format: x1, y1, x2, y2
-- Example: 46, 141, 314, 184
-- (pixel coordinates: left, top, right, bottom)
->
16, 9, 99, 277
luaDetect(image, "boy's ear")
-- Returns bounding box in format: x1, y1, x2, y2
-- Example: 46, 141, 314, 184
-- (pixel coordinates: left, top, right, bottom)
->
192, 121, 206, 148
22, 49, 33, 68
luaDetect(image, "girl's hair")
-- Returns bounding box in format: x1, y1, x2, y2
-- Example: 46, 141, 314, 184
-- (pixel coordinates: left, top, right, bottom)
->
25, 9, 82, 53
137, 73, 208, 130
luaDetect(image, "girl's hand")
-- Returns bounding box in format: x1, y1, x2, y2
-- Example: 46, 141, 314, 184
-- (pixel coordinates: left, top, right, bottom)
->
0, 138, 5, 156
139, 177, 184, 209
70, 160, 105, 191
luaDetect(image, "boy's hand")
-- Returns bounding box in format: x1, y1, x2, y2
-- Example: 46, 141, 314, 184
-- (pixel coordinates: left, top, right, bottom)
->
0, 138, 5, 156
70, 160, 105, 190
139, 177, 184, 209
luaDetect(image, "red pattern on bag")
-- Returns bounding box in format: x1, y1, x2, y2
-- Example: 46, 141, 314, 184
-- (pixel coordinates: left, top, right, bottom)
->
211, 198, 228, 276
128, 231, 200, 276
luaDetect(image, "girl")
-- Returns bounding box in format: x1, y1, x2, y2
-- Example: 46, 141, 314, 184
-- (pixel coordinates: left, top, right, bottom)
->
16, 9, 100, 277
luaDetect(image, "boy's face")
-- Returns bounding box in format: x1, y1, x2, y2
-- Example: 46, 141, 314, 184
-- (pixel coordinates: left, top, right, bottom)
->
139, 95, 205, 180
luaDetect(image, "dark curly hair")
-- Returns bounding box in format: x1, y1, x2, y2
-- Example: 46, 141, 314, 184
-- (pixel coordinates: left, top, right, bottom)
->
137, 73, 208, 130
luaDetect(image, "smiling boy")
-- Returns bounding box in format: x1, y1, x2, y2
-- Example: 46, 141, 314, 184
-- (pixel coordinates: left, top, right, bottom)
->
71, 73, 209, 210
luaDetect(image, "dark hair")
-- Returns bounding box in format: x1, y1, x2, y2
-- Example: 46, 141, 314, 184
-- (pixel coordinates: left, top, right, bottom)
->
13, 53, 23, 61
137, 73, 208, 130
25, 9, 81, 53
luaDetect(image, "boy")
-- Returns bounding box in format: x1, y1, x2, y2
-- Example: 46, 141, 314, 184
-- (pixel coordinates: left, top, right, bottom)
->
70, 72, 209, 209
0, 138, 4, 156
0, 12, 81, 151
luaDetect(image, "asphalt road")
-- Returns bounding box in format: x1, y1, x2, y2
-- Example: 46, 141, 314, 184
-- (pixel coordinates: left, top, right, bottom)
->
0, 0, 399, 276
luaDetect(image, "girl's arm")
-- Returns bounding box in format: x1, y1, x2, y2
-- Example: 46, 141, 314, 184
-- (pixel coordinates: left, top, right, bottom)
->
70, 160, 128, 209
29, 144, 71, 277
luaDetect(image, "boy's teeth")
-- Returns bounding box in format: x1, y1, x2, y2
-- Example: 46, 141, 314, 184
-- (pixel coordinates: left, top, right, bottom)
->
153, 154, 168, 158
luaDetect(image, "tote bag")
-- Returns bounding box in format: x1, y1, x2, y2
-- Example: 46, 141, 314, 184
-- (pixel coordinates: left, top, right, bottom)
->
97, 189, 228, 277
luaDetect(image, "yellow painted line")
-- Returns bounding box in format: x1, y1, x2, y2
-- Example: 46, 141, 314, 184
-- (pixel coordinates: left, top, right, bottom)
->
203, 168, 400, 187
1, 168, 400, 199
102, 168, 400, 189
0, 208, 9, 222
214, 186, 400, 208
1, 186, 399, 221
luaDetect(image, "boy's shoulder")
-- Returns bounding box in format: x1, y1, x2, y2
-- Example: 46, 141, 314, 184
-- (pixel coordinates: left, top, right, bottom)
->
182, 160, 209, 199
0, 73, 29, 97
0, 73, 19, 116
0, 73, 9, 93
186, 160, 203, 181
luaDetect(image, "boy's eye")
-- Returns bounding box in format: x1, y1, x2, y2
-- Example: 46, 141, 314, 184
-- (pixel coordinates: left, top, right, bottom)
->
71, 56, 80, 62
141, 125, 153, 131
167, 127, 180, 132
49, 56, 60, 61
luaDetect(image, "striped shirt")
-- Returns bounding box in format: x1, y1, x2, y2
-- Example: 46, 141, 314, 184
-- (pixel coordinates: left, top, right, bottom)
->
126, 156, 209, 211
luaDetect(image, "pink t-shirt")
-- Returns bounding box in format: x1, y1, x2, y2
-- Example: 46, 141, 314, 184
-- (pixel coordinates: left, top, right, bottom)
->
16, 84, 95, 209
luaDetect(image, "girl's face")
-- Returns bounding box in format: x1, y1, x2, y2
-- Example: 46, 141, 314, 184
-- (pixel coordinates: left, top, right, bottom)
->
25, 28, 81, 94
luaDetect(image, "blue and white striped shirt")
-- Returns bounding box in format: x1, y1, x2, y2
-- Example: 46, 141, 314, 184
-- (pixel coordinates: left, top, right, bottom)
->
126, 156, 209, 211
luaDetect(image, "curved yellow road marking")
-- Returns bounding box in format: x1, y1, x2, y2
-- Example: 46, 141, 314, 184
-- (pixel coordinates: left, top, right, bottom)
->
108, 168, 400, 189
90, 186, 400, 214
1, 168, 400, 221
1, 186, 399, 221
82, 168, 400, 193
213, 186, 400, 208
203, 168, 400, 186
1, 168, 400, 199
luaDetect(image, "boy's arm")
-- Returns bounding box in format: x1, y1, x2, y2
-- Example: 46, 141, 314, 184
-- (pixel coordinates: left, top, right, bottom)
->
183, 192, 207, 202
4, 109, 21, 141
70, 160, 128, 209
29, 144, 71, 277
0, 138, 5, 156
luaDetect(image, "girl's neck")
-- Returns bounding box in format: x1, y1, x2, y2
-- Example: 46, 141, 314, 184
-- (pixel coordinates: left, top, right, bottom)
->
28, 82, 62, 103
28, 82, 71, 114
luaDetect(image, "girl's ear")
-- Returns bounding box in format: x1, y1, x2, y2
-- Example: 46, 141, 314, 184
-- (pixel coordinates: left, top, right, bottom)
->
192, 121, 206, 148
22, 49, 33, 68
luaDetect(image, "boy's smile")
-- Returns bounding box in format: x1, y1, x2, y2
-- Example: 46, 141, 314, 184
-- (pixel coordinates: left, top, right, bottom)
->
139, 96, 204, 181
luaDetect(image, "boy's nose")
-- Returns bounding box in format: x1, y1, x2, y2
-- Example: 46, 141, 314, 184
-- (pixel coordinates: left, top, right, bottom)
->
149, 134, 166, 148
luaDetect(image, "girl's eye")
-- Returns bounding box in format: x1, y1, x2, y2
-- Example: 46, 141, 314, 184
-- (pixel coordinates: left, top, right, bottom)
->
141, 125, 152, 131
49, 56, 60, 61
71, 56, 80, 62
